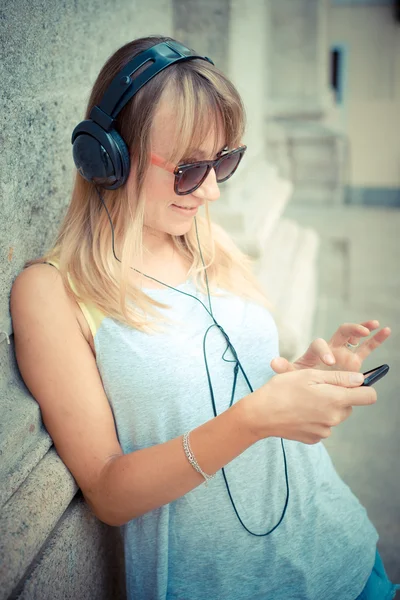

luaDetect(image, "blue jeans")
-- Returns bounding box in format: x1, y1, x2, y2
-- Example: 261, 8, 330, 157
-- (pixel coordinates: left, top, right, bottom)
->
355, 549, 400, 600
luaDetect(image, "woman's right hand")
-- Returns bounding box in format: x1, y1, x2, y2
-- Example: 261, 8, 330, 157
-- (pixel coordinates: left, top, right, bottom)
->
242, 369, 377, 445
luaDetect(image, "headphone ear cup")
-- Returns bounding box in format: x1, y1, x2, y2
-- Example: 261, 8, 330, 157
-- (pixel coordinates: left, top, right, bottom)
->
108, 129, 131, 188
71, 121, 130, 190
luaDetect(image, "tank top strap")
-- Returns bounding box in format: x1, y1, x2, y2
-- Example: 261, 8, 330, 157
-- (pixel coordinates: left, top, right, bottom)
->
43, 259, 105, 340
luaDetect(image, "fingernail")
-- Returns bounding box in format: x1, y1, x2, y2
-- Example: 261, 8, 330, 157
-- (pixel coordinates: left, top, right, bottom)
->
324, 354, 335, 364
350, 373, 364, 384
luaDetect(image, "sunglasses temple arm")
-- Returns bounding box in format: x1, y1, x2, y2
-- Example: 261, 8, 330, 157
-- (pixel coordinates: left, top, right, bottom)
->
150, 152, 176, 174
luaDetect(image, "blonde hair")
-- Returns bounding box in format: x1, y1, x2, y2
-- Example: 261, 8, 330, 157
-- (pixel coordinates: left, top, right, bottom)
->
26, 35, 278, 334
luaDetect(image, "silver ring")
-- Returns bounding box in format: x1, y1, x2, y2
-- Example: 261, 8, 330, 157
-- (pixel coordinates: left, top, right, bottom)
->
345, 341, 360, 351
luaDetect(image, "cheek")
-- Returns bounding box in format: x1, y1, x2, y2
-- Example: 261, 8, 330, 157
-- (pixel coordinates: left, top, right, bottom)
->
141, 174, 180, 232
142, 175, 195, 235
143, 171, 176, 214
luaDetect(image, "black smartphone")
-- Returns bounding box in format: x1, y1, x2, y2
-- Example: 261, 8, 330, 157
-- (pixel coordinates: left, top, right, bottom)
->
361, 364, 389, 386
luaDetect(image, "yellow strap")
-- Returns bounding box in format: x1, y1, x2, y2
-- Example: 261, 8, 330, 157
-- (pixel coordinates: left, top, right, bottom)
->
44, 259, 104, 339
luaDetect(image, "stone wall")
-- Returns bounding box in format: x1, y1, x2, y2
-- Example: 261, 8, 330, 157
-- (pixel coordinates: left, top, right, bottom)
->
0, 1, 173, 598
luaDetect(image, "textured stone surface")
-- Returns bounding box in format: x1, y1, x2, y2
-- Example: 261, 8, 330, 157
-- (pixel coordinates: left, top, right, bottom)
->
0, 338, 52, 508
173, 0, 230, 74
266, 121, 348, 206
1, 1, 172, 598
13, 495, 125, 600
0, 0, 172, 319
0, 448, 78, 599
266, 0, 331, 118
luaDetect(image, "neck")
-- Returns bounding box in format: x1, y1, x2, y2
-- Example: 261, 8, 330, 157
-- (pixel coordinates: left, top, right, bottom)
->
142, 227, 173, 258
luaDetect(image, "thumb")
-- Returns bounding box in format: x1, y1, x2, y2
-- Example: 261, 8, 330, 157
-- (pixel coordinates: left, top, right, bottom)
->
270, 357, 294, 374
320, 370, 365, 387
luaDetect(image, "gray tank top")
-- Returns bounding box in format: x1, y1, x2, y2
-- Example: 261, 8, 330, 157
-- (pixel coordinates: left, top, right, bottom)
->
45, 259, 378, 599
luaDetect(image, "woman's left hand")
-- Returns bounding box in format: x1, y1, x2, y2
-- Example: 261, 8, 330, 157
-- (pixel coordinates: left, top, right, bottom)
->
270, 320, 391, 374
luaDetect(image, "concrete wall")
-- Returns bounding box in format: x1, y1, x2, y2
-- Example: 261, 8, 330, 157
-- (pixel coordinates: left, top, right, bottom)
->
327, 2, 400, 197
0, 1, 173, 598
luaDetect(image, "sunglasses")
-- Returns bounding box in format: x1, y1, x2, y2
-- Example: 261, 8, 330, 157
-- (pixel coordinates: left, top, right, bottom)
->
150, 145, 247, 195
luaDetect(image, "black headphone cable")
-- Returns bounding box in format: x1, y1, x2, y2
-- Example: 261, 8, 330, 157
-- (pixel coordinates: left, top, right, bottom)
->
95, 185, 290, 536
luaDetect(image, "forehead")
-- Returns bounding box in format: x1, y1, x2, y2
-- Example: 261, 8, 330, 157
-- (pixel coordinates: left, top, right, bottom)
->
150, 87, 226, 162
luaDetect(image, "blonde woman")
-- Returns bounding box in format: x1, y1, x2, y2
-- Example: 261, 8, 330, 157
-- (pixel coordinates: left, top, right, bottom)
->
10, 36, 399, 600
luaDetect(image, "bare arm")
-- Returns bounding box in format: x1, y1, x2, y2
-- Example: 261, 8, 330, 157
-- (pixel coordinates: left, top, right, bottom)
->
98, 397, 255, 525
10, 265, 258, 527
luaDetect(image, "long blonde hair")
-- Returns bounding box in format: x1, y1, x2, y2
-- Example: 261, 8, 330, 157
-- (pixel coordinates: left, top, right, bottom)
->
26, 35, 278, 334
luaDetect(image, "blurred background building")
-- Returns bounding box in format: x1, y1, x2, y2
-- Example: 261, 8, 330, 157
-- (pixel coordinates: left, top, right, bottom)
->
1, 0, 399, 598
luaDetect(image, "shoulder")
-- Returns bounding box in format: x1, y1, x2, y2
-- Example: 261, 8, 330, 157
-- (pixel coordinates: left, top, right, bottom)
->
12, 262, 65, 299
11, 263, 93, 349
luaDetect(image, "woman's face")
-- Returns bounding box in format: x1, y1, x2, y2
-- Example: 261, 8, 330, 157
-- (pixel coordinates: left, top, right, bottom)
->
133, 93, 224, 247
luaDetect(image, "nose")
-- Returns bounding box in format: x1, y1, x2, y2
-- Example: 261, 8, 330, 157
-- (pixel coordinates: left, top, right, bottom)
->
192, 167, 220, 201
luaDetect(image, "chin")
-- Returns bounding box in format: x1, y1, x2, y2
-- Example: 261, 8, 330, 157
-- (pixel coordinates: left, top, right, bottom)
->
168, 222, 194, 237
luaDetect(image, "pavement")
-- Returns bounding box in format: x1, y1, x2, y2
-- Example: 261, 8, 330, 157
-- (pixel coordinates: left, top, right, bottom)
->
282, 202, 400, 583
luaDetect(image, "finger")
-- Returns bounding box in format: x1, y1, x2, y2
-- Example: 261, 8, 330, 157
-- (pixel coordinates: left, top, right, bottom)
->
356, 326, 392, 360
332, 406, 353, 427
309, 369, 377, 407
347, 320, 380, 345
359, 319, 380, 331
311, 338, 337, 365
329, 322, 371, 347
270, 357, 293, 373
308, 369, 365, 386
341, 406, 353, 423
342, 385, 377, 408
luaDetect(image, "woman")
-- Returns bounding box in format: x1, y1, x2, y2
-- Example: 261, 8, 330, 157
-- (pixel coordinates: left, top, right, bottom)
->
10, 35, 399, 599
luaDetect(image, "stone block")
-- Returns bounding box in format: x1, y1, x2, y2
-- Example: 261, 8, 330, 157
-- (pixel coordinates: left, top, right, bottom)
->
0, 447, 77, 599
13, 495, 125, 600
0, 336, 53, 510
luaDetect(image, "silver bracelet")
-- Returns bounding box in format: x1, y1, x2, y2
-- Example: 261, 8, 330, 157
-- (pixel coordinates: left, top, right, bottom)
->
182, 431, 216, 486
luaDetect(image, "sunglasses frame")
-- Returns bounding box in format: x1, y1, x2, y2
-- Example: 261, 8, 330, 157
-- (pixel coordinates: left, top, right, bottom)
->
150, 145, 247, 195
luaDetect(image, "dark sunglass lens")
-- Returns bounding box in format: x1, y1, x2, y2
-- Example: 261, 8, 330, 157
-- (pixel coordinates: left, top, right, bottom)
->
215, 152, 242, 182
178, 165, 209, 193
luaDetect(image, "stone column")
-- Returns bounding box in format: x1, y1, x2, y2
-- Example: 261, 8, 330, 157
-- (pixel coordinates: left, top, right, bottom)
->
266, 0, 331, 119
265, 0, 348, 207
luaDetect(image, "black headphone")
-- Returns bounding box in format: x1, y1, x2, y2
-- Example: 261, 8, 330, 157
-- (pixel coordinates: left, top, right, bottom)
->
71, 40, 214, 190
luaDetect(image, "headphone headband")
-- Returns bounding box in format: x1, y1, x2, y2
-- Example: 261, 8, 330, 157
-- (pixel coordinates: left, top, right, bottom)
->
94, 41, 213, 129
72, 40, 215, 189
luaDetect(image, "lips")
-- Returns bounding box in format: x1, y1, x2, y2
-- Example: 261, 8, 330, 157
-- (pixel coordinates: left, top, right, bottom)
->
171, 203, 203, 209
